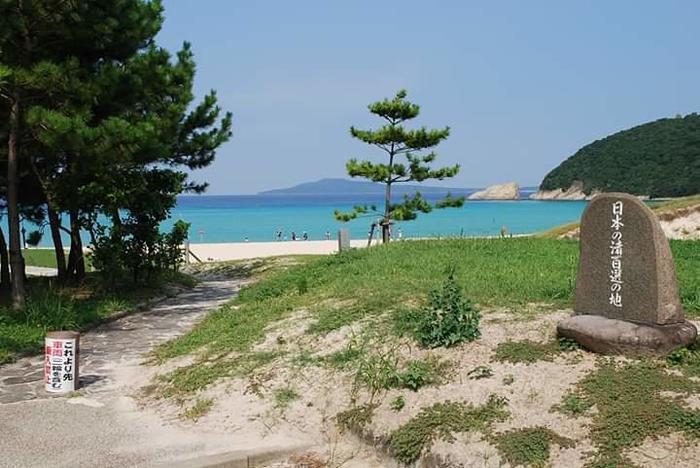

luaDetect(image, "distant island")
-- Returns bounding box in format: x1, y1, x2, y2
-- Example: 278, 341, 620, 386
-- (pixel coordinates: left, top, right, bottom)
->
259, 178, 474, 196
533, 113, 700, 199
260, 178, 537, 198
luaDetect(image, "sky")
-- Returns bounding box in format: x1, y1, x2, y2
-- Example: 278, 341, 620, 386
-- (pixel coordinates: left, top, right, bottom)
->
157, 1, 700, 195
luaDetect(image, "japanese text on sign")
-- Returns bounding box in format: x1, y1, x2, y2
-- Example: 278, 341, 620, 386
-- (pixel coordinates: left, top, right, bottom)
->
609, 201, 624, 308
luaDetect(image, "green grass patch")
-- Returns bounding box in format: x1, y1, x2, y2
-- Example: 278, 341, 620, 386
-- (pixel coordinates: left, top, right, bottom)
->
156, 351, 281, 397
22, 249, 60, 268
493, 340, 560, 364
553, 393, 593, 416
181, 398, 213, 422
336, 403, 377, 434
388, 395, 509, 465
562, 359, 700, 467
151, 238, 700, 395
273, 386, 299, 410
491, 427, 574, 467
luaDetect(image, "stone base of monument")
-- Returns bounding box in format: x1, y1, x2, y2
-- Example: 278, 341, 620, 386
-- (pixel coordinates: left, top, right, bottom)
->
557, 314, 697, 356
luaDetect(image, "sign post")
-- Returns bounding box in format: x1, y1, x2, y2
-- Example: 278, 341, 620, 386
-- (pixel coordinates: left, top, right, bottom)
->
44, 331, 80, 393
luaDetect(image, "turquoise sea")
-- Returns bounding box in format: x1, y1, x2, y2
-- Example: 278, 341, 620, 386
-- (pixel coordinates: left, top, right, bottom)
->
159, 194, 587, 243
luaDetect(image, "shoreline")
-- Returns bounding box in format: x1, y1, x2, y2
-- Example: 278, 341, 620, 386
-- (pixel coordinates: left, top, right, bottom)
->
187, 239, 380, 262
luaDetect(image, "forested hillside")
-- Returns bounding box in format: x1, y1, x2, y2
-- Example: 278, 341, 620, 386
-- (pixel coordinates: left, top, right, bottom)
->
540, 114, 700, 197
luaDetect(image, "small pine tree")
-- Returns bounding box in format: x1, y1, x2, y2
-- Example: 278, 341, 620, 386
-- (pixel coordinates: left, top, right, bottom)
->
335, 90, 464, 243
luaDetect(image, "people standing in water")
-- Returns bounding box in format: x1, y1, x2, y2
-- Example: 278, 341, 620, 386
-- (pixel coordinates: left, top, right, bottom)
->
291, 231, 297, 241
302, 231, 308, 241
325, 231, 331, 240
275, 229, 283, 241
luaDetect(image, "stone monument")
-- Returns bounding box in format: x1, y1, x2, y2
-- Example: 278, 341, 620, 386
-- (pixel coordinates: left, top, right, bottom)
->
557, 193, 697, 355
338, 228, 350, 252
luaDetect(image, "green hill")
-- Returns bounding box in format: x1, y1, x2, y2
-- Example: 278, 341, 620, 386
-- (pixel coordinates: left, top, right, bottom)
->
540, 114, 700, 197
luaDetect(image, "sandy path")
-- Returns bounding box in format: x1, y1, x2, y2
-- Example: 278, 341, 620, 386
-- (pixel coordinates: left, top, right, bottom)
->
0, 277, 307, 467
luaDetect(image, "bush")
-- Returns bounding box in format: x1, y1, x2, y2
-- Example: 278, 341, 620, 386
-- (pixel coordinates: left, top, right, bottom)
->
26, 230, 43, 247
91, 219, 190, 284
412, 269, 480, 348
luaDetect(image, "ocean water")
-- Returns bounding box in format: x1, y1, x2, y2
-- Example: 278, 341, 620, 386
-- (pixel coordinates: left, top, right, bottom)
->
159, 194, 588, 243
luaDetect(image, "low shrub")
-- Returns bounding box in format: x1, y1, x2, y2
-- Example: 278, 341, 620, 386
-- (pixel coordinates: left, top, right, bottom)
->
411, 269, 480, 348
491, 427, 573, 467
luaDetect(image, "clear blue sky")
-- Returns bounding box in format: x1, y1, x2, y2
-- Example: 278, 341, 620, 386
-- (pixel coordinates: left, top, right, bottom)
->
157, 1, 700, 195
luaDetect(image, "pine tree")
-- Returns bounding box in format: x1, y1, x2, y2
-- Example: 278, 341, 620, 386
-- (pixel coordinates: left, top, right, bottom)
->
335, 90, 464, 243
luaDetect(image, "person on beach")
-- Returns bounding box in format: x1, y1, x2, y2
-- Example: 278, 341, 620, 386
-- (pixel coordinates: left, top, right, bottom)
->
291, 232, 297, 241
397, 227, 403, 240
325, 231, 331, 240
302, 231, 308, 241
275, 229, 282, 241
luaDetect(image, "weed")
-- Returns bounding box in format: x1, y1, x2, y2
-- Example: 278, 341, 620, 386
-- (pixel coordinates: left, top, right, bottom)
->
296, 276, 309, 295
553, 393, 592, 416
352, 349, 451, 400
493, 340, 558, 364
467, 365, 493, 380
336, 404, 377, 433
396, 357, 451, 391
558, 337, 580, 352
273, 387, 299, 410
389, 394, 509, 464
491, 427, 573, 468
562, 359, 700, 467
324, 347, 362, 369
157, 351, 281, 397
391, 395, 406, 412
352, 345, 401, 401
181, 398, 214, 422
411, 269, 480, 348
666, 341, 700, 377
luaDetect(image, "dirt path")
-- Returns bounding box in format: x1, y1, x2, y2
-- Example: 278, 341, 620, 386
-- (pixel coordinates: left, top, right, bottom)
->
0, 277, 307, 468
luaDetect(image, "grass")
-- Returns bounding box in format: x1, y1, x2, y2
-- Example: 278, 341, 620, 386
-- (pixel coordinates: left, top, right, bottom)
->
493, 340, 561, 364
388, 394, 509, 465
181, 398, 214, 422
151, 237, 700, 396
22, 248, 60, 268
273, 386, 299, 410
560, 359, 700, 467
0, 273, 194, 365
491, 427, 573, 467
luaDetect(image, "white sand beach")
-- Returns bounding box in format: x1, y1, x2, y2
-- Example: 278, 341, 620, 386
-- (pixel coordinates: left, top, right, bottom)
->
187, 239, 380, 262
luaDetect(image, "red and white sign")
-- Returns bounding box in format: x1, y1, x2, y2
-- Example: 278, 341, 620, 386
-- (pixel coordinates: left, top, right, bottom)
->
44, 334, 79, 393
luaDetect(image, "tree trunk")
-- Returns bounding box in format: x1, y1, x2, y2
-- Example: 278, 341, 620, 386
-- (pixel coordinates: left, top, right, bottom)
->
7, 92, 25, 309
67, 207, 85, 280
0, 226, 10, 291
47, 205, 67, 280
366, 222, 376, 247
382, 179, 392, 244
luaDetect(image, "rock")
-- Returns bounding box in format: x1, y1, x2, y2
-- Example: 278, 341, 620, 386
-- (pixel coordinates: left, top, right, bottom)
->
468, 182, 519, 200
557, 315, 697, 356
575, 193, 683, 324
529, 181, 596, 200
557, 192, 697, 355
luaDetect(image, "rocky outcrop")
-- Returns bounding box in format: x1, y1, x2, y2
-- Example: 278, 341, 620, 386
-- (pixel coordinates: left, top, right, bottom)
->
555, 200, 700, 240
468, 182, 519, 200
529, 181, 596, 200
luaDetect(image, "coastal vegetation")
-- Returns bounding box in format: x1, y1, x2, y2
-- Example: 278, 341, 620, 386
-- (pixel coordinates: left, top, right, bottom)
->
149, 237, 700, 465
334, 90, 464, 243
0, 0, 231, 308
153, 237, 700, 386
540, 113, 700, 197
